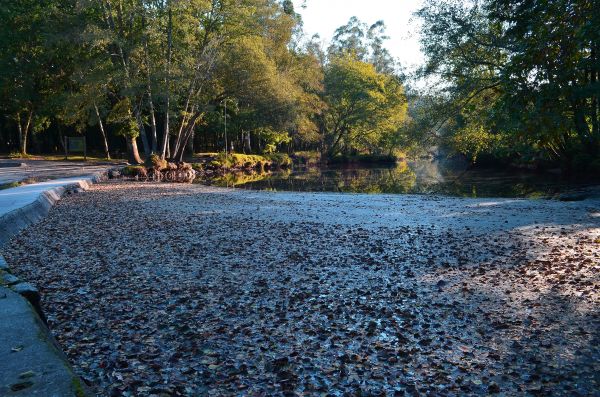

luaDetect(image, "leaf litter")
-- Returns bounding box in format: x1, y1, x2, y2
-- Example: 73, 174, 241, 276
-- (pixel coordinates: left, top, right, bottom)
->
3, 181, 600, 396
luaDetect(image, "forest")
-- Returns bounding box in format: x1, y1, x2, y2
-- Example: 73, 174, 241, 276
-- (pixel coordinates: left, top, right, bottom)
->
0, 0, 598, 173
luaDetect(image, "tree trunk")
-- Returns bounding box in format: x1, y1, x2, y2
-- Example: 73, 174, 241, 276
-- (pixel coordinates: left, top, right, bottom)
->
160, 3, 173, 160
94, 102, 111, 159
148, 96, 158, 153
591, 48, 599, 147
142, 8, 158, 154
16, 113, 23, 154
174, 112, 202, 161
134, 109, 151, 159
17, 110, 33, 155
244, 130, 252, 153
126, 136, 143, 164
166, 135, 171, 159
186, 130, 194, 157
571, 100, 592, 146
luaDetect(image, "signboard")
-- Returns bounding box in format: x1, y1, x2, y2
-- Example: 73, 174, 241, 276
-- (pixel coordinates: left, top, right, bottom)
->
64, 137, 87, 160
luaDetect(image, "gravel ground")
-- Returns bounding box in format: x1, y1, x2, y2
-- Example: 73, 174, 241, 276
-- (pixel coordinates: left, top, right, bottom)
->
3, 181, 600, 396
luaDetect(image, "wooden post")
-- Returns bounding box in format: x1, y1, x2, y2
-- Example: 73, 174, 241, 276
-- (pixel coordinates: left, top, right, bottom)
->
64, 136, 68, 160
83, 136, 87, 161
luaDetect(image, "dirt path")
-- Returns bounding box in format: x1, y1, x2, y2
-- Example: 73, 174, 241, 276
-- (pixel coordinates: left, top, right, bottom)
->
3, 182, 599, 396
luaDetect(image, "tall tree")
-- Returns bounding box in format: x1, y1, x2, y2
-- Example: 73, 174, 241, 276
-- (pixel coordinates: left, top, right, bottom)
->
322, 55, 408, 156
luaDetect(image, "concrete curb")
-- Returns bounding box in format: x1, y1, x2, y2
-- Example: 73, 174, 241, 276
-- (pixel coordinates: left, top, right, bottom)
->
0, 170, 110, 247
0, 168, 116, 397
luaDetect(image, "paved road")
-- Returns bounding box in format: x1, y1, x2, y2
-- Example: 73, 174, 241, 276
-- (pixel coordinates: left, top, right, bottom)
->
0, 159, 124, 184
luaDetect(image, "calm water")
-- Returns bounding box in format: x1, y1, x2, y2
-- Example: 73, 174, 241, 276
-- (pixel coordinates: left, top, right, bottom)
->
199, 160, 597, 198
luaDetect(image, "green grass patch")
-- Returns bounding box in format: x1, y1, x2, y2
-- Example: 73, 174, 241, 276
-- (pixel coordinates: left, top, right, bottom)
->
7, 152, 34, 159
0, 181, 22, 190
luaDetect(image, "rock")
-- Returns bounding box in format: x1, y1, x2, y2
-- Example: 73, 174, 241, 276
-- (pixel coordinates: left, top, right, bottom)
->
0, 255, 8, 271
488, 383, 500, 393
10, 381, 34, 391
109, 169, 121, 179
13, 282, 40, 303
2, 273, 20, 286
12, 282, 47, 324
271, 357, 289, 371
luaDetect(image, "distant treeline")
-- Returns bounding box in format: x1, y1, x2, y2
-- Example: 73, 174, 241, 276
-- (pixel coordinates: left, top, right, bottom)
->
1, 0, 597, 172
0, 1, 410, 163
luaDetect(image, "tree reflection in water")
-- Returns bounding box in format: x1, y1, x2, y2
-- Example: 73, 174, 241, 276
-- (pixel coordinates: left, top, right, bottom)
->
197, 160, 596, 198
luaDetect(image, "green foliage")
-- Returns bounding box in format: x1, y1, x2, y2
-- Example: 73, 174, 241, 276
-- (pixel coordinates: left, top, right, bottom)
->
0, 2, 410, 163
198, 152, 291, 170
0, 181, 22, 190
254, 128, 292, 154
264, 153, 293, 168
292, 151, 321, 166
146, 154, 167, 170
416, 0, 600, 170
122, 165, 147, 178
451, 123, 498, 163
322, 54, 408, 157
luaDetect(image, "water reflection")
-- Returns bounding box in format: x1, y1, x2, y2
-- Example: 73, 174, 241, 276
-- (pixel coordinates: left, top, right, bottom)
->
197, 160, 596, 198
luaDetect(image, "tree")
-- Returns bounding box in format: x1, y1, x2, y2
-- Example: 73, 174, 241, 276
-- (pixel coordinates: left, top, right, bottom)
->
417, 0, 600, 169
0, 0, 66, 154
329, 17, 397, 74
322, 55, 408, 156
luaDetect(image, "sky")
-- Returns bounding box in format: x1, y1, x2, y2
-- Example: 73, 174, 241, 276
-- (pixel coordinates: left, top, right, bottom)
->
291, 0, 425, 72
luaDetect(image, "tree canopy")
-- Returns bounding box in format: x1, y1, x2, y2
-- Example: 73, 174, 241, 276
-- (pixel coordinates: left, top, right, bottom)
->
416, 0, 600, 171
0, 2, 410, 163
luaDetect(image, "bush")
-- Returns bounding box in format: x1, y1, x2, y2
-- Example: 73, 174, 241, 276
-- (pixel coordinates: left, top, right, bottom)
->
122, 165, 148, 178
146, 154, 167, 170
293, 151, 321, 166
196, 153, 291, 171
265, 153, 292, 168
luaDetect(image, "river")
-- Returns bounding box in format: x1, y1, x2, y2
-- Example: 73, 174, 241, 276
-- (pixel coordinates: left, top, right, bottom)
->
198, 160, 597, 198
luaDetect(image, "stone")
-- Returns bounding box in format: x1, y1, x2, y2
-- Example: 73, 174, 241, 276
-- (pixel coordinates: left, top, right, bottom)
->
0, 255, 8, 271
12, 282, 45, 324
2, 273, 20, 286
12, 282, 39, 301
109, 169, 121, 179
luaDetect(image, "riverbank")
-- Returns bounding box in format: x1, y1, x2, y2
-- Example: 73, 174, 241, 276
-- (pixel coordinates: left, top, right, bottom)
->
2, 182, 599, 395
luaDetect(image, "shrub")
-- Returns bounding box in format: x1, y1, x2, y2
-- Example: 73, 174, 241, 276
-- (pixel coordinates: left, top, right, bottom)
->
122, 165, 148, 178
293, 151, 321, 166
146, 154, 167, 170
265, 153, 293, 168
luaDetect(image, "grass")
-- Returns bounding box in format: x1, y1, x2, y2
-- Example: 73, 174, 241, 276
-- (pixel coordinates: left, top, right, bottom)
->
4, 152, 126, 163
71, 377, 87, 397
0, 181, 22, 190
7, 152, 35, 159
41, 155, 125, 163
194, 152, 292, 170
